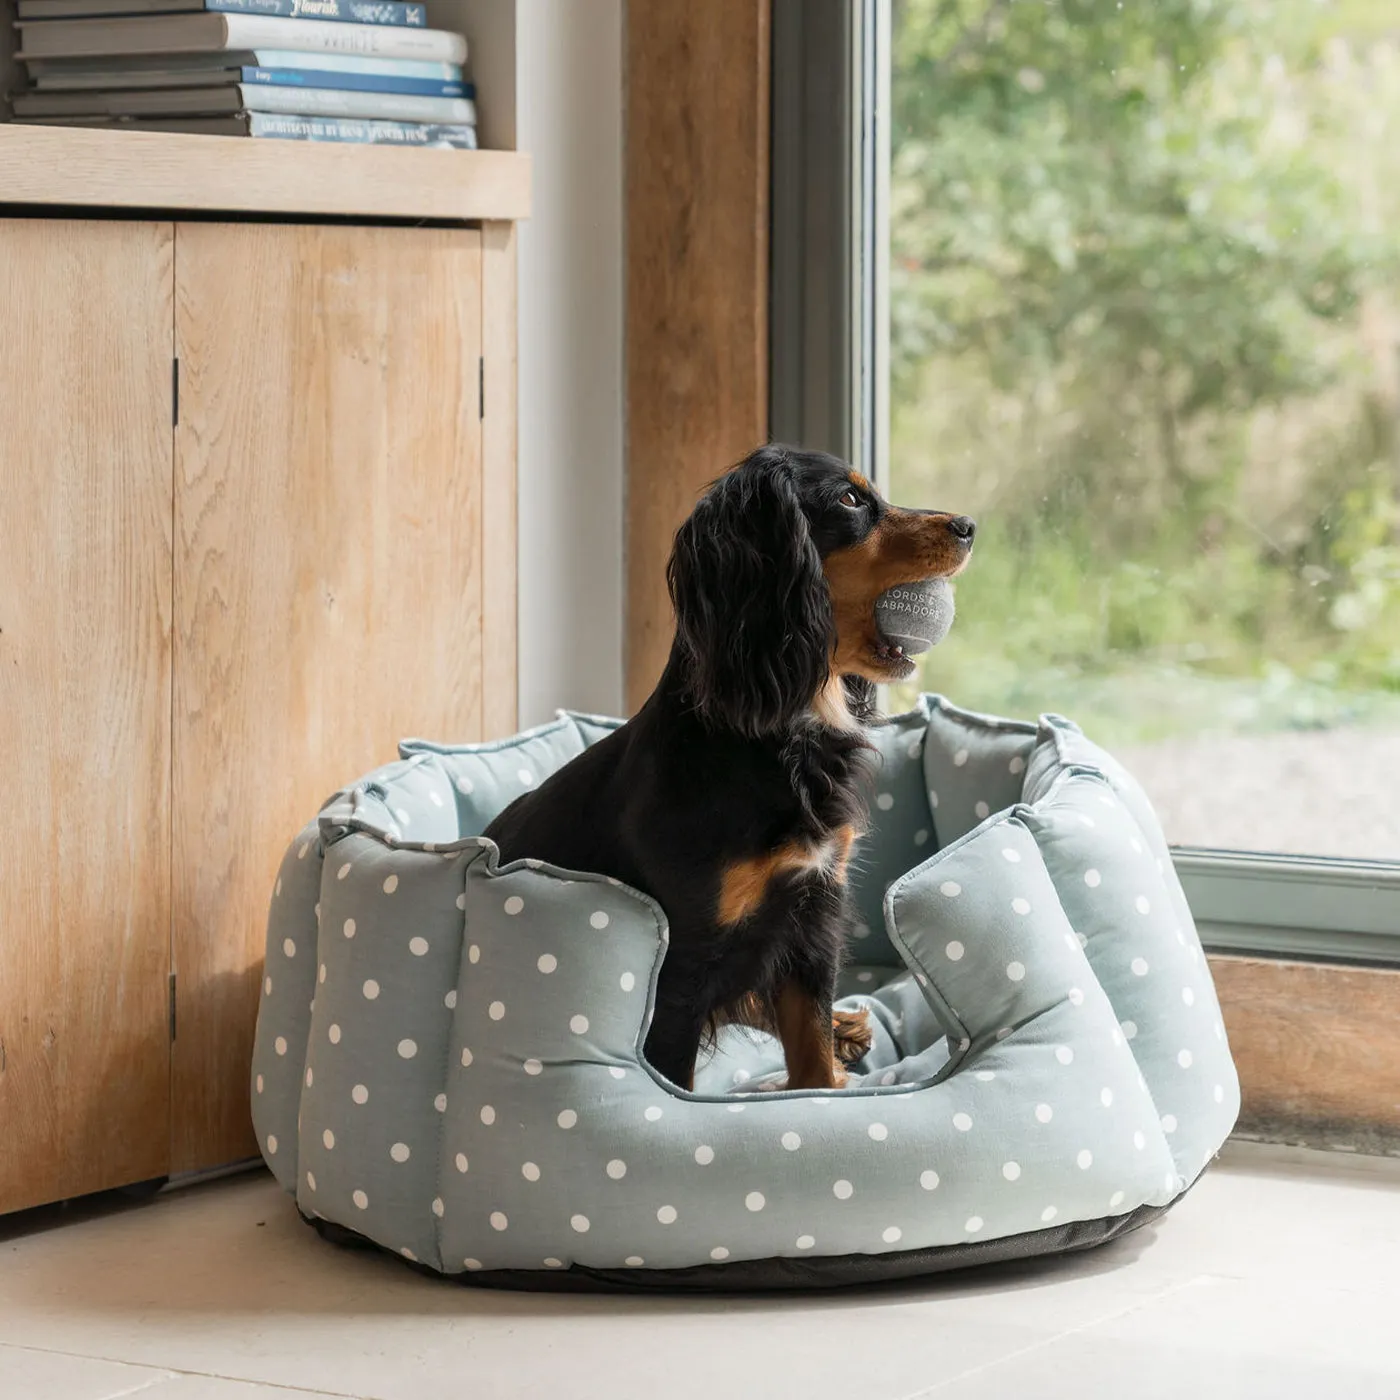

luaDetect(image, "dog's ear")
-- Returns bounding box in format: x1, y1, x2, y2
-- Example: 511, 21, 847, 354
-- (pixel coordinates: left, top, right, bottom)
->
666, 446, 833, 737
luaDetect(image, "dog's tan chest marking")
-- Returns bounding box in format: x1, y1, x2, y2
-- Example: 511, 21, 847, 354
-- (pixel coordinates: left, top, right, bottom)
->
830, 823, 857, 883
717, 824, 859, 927
812, 673, 859, 730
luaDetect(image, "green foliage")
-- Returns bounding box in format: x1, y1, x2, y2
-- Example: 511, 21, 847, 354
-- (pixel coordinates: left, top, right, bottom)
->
889, 0, 1400, 740
892, 0, 1374, 409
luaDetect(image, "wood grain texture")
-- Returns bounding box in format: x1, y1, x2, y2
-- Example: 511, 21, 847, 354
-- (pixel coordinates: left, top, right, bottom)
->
481, 220, 519, 737
0, 219, 173, 1212
624, 0, 771, 710
0, 125, 531, 221
171, 223, 484, 1171
1211, 954, 1400, 1153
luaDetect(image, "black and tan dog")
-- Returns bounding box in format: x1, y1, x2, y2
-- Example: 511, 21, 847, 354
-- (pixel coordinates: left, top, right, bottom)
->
486, 445, 974, 1092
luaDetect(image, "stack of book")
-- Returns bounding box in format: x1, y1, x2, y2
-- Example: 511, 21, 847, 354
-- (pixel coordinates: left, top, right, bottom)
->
9, 0, 477, 147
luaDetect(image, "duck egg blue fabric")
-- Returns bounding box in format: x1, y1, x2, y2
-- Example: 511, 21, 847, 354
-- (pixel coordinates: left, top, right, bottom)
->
251, 698, 1239, 1278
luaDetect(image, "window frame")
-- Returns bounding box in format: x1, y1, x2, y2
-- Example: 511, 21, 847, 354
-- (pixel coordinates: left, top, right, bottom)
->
770, 0, 1400, 969
770, 0, 886, 486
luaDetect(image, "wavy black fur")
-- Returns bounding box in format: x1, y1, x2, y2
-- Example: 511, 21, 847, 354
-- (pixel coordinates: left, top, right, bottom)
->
666, 444, 834, 738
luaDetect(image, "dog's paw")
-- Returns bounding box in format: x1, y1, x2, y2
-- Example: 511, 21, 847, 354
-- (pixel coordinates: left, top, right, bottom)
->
832, 1007, 874, 1065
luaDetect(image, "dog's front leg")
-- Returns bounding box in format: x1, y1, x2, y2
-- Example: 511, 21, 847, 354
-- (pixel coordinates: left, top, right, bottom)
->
774, 980, 846, 1090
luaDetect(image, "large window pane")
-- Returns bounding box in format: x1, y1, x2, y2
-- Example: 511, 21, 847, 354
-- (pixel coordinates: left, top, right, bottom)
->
886, 0, 1400, 859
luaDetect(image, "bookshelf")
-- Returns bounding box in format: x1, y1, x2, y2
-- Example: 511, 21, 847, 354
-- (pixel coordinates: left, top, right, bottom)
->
0, 121, 530, 218
0, 0, 523, 215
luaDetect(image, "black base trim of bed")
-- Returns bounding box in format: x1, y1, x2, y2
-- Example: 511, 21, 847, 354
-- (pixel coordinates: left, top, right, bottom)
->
303, 1187, 1186, 1294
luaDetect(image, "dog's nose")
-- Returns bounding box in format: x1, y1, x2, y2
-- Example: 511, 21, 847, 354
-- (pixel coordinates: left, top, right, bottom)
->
947, 515, 977, 542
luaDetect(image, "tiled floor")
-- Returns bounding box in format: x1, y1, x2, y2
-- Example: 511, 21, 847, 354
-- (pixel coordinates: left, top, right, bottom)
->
1, 1141, 1396, 1400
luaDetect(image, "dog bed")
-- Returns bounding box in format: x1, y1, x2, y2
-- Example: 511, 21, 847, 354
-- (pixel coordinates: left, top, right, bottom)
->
251, 696, 1240, 1289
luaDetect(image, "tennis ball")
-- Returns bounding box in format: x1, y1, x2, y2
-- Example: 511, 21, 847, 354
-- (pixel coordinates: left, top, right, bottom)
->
873, 577, 956, 656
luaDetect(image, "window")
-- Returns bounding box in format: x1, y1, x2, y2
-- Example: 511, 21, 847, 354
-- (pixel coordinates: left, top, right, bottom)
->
773, 0, 1400, 961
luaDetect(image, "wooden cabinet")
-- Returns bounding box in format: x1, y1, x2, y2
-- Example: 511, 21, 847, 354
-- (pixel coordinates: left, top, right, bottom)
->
0, 210, 520, 1211
0, 221, 174, 1209
171, 224, 487, 1171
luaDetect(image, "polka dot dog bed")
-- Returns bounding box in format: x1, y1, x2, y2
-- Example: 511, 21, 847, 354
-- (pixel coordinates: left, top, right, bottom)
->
251, 697, 1240, 1291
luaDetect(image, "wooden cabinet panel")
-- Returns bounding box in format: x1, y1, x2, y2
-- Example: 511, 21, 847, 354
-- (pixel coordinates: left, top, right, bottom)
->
0, 220, 174, 1212
171, 223, 484, 1171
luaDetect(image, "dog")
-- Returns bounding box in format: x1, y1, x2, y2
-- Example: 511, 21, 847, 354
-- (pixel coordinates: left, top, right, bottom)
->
485, 444, 974, 1092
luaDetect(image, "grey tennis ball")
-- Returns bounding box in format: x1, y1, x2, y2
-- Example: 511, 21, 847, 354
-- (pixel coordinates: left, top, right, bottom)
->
873, 577, 956, 655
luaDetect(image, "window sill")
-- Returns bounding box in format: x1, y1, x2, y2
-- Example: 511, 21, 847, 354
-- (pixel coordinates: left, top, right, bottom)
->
1176, 847, 1400, 968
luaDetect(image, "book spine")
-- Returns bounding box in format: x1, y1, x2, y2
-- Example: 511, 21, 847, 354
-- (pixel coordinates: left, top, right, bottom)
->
221, 15, 467, 63
250, 49, 462, 81
241, 64, 465, 97
236, 80, 473, 122
247, 111, 478, 146
207, 0, 427, 27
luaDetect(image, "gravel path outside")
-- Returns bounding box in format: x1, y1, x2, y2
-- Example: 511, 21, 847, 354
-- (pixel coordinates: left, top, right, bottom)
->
1116, 726, 1400, 860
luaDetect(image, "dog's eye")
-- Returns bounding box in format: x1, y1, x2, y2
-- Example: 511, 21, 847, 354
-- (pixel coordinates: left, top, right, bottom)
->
840, 490, 861, 509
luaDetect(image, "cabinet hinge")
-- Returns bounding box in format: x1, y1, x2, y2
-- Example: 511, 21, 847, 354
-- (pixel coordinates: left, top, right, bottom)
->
172, 357, 180, 428
168, 972, 177, 1042
478, 356, 484, 419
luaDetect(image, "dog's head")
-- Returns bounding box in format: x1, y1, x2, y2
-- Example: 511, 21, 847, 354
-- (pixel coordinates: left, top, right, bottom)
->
666, 443, 974, 736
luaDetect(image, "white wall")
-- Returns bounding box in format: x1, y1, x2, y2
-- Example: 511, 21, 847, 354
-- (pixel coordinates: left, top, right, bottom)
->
455, 0, 626, 727
512, 0, 627, 725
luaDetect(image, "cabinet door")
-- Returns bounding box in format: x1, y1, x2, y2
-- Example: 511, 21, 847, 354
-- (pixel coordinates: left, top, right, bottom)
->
0, 220, 174, 1213
172, 223, 484, 1172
